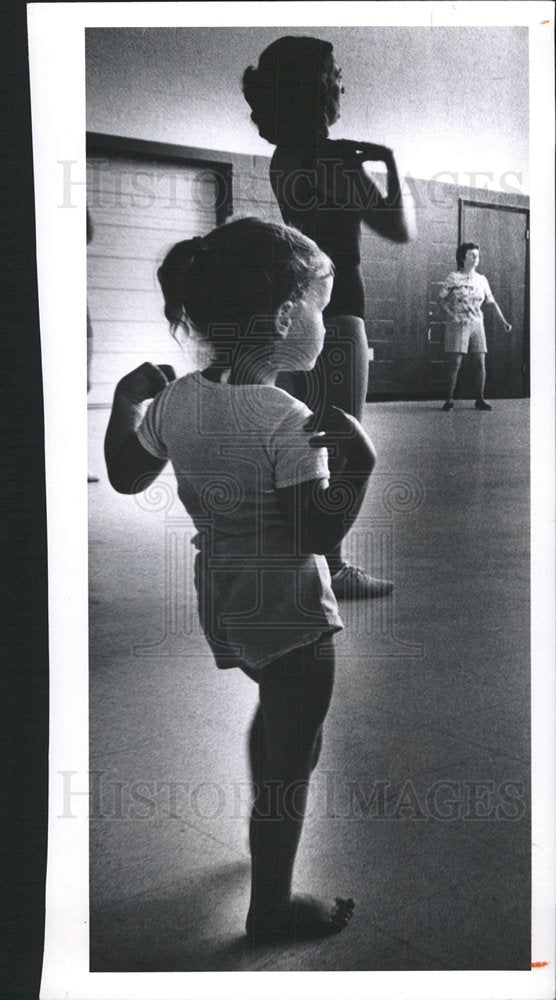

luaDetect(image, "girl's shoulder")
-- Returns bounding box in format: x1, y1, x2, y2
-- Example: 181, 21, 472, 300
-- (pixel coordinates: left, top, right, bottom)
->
259, 385, 313, 428
155, 370, 205, 407
262, 383, 311, 410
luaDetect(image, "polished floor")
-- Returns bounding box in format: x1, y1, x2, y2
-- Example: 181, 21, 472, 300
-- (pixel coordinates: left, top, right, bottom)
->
88, 399, 530, 972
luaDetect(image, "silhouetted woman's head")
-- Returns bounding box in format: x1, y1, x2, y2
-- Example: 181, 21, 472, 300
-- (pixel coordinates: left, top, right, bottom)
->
242, 36, 342, 147
157, 217, 331, 352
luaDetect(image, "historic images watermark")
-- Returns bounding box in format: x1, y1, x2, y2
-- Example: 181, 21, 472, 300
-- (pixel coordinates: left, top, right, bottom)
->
64, 159, 524, 215
128, 466, 425, 661
60, 769, 526, 823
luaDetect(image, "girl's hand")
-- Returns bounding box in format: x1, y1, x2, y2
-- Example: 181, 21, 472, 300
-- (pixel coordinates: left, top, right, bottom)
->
115, 362, 176, 405
307, 407, 355, 474
305, 405, 375, 472
304, 403, 358, 437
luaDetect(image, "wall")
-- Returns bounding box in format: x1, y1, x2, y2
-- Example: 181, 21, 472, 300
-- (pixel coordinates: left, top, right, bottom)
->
86, 26, 529, 191
360, 177, 529, 398
87, 133, 529, 402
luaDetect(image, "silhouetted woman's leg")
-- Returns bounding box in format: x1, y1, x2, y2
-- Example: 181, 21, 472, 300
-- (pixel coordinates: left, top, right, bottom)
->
318, 316, 367, 572
276, 316, 367, 424
320, 315, 369, 421
277, 317, 390, 594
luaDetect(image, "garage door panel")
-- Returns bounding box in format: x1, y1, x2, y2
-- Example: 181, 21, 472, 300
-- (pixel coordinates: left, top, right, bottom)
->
91, 348, 186, 383
88, 153, 220, 405
87, 157, 219, 210
92, 322, 173, 352
88, 222, 191, 260
89, 288, 168, 324
88, 202, 214, 233
87, 256, 161, 293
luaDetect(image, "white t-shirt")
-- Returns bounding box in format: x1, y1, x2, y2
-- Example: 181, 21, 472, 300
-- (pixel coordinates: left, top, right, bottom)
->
438, 271, 495, 352
438, 271, 494, 323
137, 371, 343, 670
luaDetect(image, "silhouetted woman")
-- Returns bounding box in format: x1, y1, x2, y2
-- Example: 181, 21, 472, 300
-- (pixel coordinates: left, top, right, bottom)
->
243, 35, 415, 598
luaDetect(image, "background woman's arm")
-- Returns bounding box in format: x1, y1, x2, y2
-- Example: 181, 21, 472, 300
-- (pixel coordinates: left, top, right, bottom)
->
437, 279, 459, 321
486, 297, 512, 331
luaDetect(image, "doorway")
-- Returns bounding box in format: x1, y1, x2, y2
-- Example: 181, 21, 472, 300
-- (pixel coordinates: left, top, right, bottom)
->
459, 199, 529, 398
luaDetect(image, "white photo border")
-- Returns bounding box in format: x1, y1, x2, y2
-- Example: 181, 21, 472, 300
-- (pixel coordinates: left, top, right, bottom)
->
28, 3, 554, 999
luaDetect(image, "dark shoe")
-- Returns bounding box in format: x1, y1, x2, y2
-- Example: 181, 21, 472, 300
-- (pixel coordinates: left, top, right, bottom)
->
475, 399, 492, 411
331, 563, 393, 600
442, 401, 454, 411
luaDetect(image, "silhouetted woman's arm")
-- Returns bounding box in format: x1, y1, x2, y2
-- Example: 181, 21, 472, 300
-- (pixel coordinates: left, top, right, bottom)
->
331, 140, 416, 243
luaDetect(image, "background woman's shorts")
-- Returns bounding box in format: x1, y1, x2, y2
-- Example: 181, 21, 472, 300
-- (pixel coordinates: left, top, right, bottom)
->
444, 319, 487, 354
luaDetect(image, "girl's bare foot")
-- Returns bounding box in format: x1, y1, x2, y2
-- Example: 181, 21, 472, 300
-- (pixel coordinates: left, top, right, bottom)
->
246, 893, 355, 943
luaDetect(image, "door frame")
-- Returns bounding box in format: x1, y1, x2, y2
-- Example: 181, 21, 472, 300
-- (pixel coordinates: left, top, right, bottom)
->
458, 198, 530, 397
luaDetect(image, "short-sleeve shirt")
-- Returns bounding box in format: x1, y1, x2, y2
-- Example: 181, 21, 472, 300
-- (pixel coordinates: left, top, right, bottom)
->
137, 371, 343, 670
438, 271, 494, 353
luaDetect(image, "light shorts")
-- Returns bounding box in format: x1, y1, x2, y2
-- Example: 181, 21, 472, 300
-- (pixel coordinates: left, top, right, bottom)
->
444, 319, 487, 355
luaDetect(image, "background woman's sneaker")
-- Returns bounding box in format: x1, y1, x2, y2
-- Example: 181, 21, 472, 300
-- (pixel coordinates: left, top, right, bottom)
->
442, 400, 454, 411
475, 399, 492, 411
331, 564, 393, 600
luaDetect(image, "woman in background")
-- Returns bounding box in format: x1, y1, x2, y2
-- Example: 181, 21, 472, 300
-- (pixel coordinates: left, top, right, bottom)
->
438, 242, 512, 411
243, 35, 415, 598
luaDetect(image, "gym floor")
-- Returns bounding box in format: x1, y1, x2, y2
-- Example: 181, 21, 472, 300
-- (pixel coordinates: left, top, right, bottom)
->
88, 398, 530, 972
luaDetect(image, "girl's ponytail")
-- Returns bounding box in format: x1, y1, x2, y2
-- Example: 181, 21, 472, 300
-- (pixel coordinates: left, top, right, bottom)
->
157, 238, 206, 332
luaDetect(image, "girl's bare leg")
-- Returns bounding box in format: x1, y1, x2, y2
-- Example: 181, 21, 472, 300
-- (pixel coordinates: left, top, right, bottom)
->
247, 707, 324, 795
243, 642, 355, 942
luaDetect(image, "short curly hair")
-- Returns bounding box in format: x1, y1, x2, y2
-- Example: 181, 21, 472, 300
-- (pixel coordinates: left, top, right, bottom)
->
242, 36, 340, 147
456, 242, 479, 269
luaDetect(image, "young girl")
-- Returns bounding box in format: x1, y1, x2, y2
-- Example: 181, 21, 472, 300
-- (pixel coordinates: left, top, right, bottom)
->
243, 35, 415, 598
104, 217, 376, 943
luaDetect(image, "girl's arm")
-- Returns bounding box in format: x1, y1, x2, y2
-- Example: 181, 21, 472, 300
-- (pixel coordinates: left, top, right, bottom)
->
333, 140, 416, 243
276, 407, 376, 555
104, 362, 174, 494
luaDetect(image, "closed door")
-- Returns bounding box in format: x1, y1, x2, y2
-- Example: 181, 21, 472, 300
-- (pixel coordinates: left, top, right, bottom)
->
460, 201, 529, 398
87, 154, 220, 405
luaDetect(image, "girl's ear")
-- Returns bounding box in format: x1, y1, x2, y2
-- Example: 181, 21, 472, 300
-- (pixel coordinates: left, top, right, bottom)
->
275, 299, 294, 338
